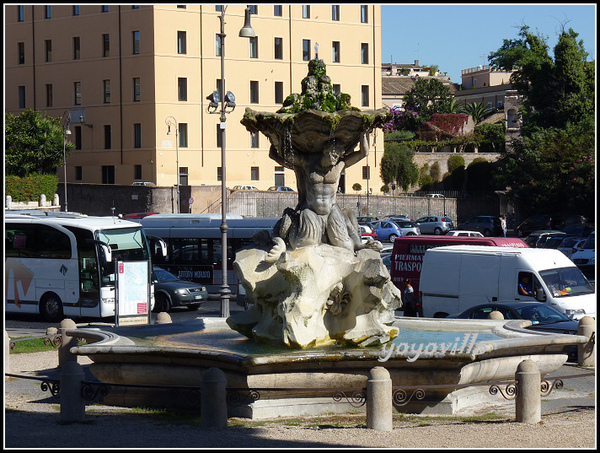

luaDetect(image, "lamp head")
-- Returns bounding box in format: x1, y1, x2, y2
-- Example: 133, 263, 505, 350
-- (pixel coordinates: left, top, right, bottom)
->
239, 7, 255, 38
207, 91, 220, 112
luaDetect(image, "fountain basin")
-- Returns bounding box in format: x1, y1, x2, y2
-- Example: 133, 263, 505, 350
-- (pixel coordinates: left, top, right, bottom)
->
72, 316, 585, 417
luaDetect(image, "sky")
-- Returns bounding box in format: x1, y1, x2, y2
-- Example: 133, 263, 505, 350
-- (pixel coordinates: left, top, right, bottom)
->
381, 3, 597, 83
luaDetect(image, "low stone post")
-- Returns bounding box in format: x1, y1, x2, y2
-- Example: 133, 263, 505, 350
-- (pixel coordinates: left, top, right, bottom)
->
577, 316, 595, 367
60, 361, 86, 423
515, 359, 541, 424
201, 367, 228, 428
58, 319, 78, 368
488, 310, 504, 320
155, 312, 172, 324
367, 366, 393, 431
39, 193, 47, 207
6, 195, 12, 209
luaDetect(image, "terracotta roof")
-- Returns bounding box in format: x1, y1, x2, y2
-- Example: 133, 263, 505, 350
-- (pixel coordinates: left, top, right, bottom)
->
382, 77, 458, 96
478, 111, 505, 125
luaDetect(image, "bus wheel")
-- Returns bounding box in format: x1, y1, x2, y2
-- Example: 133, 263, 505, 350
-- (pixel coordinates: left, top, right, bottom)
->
40, 293, 64, 323
153, 293, 171, 313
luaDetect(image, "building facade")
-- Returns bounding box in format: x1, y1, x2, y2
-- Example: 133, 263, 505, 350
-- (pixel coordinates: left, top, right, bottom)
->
5, 4, 384, 196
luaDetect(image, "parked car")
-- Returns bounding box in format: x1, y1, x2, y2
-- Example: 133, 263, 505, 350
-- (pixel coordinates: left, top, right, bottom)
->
151, 266, 208, 313
123, 212, 159, 220
383, 214, 411, 222
571, 231, 595, 282
456, 216, 503, 237
446, 230, 484, 237
426, 193, 445, 198
415, 215, 454, 235
381, 252, 392, 273
232, 185, 259, 191
359, 224, 378, 243
267, 186, 295, 192
524, 230, 566, 248
559, 215, 588, 229
357, 216, 379, 224
131, 181, 156, 186
393, 219, 420, 236
447, 301, 579, 361
516, 215, 563, 237
557, 237, 587, 258
369, 220, 404, 242
561, 223, 595, 238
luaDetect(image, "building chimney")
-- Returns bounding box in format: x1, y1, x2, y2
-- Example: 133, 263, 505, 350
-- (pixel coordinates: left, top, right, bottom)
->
414, 60, 419, 67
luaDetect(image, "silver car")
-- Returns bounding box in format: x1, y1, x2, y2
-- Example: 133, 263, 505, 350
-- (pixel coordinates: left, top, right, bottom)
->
393, 219, 421, 236
415, 215, 454, 235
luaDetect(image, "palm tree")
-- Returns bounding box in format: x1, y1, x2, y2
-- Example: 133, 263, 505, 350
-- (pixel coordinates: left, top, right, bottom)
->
462, 102, 492, 124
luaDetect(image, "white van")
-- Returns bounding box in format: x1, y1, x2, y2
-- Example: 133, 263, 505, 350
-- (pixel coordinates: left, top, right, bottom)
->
420, 245, 595, 320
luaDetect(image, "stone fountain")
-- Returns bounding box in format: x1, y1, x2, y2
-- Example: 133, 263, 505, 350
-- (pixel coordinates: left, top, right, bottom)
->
71, 59, 585, 419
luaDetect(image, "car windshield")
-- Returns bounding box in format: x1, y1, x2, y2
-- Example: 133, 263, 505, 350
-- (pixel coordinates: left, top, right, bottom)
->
582, 233, 595, 250
539, 267, 595, 297
153, 267, 179, 283
514, 304, 570, 324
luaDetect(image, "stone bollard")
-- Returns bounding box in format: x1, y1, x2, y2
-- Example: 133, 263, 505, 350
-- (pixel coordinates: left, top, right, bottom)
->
488, 310, 504, 320
367, 366, 393, 431
58, 319, 78, 368
155, 312, 172, 324
6, 195, 12, 209
515, 359, 541, 424
5, 331, 11, 373
577, 316, 595, 367
60, 361, 86, 423
201, 367, 228, 428
39, 193, 47, 207
53, 194, 60, 206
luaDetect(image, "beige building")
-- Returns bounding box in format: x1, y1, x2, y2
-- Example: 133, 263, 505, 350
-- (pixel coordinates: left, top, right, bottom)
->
5, 4, 385, 197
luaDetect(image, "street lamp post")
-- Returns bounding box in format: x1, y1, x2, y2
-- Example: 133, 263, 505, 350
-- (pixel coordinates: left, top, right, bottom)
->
165, 116, 180, 213
61, 111, 71, 212
207, 6, 255, 318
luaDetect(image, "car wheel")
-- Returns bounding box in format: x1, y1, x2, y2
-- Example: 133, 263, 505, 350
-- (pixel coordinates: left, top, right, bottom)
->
40, 293, 64, 323
434, 227, 442, 235
153, 293, 171, 313
388, 234, 398, 242
406, 232, 416, 236
517, 229, 524, 237
483, 229, 492, 237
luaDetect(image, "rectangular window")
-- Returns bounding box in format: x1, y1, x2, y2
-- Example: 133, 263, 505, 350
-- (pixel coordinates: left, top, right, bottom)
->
74, 82, 81, 105
133, 77, 141, 102
216, 124, 223, 148
74, 126, 82, 150
302, 39, 311, 61
179, 167, 189, 186
73, 37, 80, 60
251, 167, 259, 181
73, 6, 79, 16
249, 36, 258, 58
104, 125, 111, 149
333, 84, 341, 95
248, 5, 257, 14
274, 5, 282, 16
177, 31, 186, 54
274, 37, 283, 60
18, 5, 25, 21
178, 78, 187, 101
250, 80, 259, 103
46, 84, 53, 107
132, 30, 140, 55
361, 85, 369, 107
216, 34, 222, 56
360, 5, 368, 23
275, 81, 284, 104
250, 131, 259, 148
361, 43, 369, 64
45, 5, 52, 19
102, 166, 115, 185
45, 39, 52, 62
332, 41, 340, 63
134, 165, 142, 180
332, 5, 340, 21
102, 34, 110, 57
101, 5, 109, 13
216, 79, 223, 101
103, 79, 111, 103
75, 166, 83, 181
179, 123, 188, 148
217, 167, 222, 182
134, 123, 142, 148
302, 5, 310, 19
362, 166, 370, 180
18, 42, 25, 64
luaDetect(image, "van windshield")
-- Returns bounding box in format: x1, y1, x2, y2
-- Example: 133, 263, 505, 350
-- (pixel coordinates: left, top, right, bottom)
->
539, 267, 594, 297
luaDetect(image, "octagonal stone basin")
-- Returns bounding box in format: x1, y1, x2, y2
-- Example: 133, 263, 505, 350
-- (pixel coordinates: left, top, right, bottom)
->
71, 317, 585, 417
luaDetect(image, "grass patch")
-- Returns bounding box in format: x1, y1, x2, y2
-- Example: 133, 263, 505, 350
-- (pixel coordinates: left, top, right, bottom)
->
9, 338, 55, 354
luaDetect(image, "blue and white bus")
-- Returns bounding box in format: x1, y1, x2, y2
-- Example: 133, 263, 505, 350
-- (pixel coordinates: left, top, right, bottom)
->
139, 214, 279, 297
5, 212, 156, 322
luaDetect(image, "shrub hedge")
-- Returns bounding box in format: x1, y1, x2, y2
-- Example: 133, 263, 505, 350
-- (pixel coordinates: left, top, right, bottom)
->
5, 173, 59, 202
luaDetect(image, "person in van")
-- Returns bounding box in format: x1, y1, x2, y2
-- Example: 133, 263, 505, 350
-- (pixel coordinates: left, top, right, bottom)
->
518, 273, 534, 297
402, 278, 415, 316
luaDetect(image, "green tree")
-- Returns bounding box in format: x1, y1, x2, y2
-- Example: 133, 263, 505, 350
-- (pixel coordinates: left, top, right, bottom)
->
462, 102, 492, 124
5, 109, 74, 177
402, 78, 455, 130
474, 123, 505, 153
380, 141, 419, 192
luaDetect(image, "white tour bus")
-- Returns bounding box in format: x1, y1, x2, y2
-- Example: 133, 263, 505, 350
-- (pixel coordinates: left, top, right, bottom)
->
139, 213, 280, 297
5, 212, 157, 322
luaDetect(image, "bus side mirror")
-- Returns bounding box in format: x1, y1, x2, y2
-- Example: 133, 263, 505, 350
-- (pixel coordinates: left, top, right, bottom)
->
100, 244, 112, 263
156, 239, 167, 258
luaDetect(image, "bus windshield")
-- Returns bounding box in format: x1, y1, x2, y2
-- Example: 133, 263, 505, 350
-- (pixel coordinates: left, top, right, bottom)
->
539, 267, 594, 298
97, 227, 150, 284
